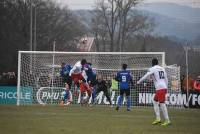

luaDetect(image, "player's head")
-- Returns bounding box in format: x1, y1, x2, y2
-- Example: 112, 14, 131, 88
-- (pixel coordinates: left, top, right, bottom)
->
81, 59, 87, 65
61, 62, 65, 68
97, 74, 102, 80
152, 58, 158, 66
122, 64, 127, 70
87, 62, 92, 66
65, 83, 70, 90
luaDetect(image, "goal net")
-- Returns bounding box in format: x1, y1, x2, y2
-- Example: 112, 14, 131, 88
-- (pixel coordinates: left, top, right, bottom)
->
17, 51, 182, 107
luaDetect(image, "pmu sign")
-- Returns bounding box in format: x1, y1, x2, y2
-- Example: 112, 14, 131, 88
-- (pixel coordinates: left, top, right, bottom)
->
36, 87, 122, 105
36, 87, 64, 105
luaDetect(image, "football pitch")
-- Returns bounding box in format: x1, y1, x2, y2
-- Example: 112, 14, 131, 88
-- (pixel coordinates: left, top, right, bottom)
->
0, 105, 199, 134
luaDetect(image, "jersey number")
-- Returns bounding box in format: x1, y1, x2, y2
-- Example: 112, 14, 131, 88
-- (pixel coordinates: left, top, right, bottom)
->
122, 76, 127, 82
159, 71, 165, 79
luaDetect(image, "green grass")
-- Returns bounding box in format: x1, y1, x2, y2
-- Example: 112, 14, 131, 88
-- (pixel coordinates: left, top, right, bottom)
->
0, 105, 200, 134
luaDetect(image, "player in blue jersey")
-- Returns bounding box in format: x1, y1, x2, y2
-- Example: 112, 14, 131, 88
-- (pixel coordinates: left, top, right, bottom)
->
83, 62, 96, 83
115, 64, 133, 111
82, 62, 97, 105
60, 63, 73, 106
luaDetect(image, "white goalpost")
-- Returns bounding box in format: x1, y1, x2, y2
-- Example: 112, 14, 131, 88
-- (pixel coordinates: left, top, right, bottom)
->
17, 51, 181, 107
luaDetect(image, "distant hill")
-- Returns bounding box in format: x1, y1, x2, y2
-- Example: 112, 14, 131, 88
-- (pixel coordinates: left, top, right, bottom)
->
138, 2, 200, 41
73, 2, 200, 41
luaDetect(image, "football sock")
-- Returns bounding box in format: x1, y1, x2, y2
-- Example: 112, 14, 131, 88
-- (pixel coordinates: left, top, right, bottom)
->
117, 95, 123, 107
160, 103, 170, 122
126, 96, 131, 109
153, 100, 160, 120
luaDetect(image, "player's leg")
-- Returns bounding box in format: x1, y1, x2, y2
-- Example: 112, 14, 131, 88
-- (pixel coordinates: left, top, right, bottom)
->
91, 86, 96, 104
89, 79, 96, 104
125, 89, 131, 111
116, 89, 124, 110
92, 87, 100, 105
85, 86, 92, 104
80, 91, 85, 106
158, 89, 171, 126
152, 90, 161, 125
152, 100, 161, 124
103, 89, 112, 105
160, 103, 170, 126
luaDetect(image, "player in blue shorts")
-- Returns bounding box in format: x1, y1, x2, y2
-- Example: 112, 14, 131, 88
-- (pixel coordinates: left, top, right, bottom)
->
115, 64, 133, 111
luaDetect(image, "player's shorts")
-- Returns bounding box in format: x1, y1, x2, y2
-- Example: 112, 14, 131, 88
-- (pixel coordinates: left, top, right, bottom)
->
62, 74, 72, 87
154, 89, 167, 103
120, 89, 130, 96
71, 73, 84, 85
96, 87, 108, 94
80, 82, 91, 95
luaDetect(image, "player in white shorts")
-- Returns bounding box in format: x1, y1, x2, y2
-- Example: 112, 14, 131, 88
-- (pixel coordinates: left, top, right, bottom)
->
137, 58, 171, 126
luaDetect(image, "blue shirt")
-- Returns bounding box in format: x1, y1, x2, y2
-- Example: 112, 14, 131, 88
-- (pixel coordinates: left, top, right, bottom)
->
115, 70, 133, 89
83, 64, 96, 82
60, 64, 72, 77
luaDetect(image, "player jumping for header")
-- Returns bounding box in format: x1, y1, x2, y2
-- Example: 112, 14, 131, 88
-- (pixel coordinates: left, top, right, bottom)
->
69, 59, 92, 105
137, 58, 171, 126
69, 59, 88, 86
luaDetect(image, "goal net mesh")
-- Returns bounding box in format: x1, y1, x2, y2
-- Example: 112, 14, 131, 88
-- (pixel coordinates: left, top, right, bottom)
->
17, 52, 181, 107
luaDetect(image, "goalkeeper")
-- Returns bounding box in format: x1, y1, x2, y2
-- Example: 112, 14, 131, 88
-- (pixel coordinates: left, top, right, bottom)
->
92, 74, 112, 105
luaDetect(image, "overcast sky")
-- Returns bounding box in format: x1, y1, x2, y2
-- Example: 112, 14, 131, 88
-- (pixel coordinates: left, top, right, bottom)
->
56, 0, 200, 9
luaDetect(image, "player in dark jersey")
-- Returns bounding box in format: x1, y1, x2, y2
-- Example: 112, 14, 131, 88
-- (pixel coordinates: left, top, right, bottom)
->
115, 64, 133, 111
59, 63, 73, 106
85, 63, 97, 84
60, 63, 72, 87
92, 74, 112, 105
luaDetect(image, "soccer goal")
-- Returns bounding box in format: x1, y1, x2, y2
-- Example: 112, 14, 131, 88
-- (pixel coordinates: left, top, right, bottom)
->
17, 51, 181, 107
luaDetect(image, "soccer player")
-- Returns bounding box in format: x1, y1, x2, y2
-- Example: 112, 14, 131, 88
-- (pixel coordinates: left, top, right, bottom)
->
78, 78, 92, 105
83, 63, 97, 104
92, 74, 112, 105
59, 63, 72, 106
69, 59, 93, 105
69, 59, 88, 84
84, 62, 96, 84
137, 58, 171, 126
115, 64, 133, 111
60, 63, 72, 87
60, 84, 72, 106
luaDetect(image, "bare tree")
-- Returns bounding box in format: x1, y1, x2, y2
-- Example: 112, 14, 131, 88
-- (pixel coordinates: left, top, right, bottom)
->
92, 0, 153, 52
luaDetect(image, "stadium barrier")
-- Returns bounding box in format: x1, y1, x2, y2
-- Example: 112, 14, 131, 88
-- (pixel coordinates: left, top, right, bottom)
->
1, 85, 199, 108
0, 86, 32, 104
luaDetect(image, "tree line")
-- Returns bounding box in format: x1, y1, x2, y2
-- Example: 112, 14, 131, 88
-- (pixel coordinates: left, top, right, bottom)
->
0, 0, 199, 77
0, 0, 86, 73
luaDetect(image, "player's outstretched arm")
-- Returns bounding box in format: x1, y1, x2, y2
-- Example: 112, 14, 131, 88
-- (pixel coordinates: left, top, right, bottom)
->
137, 71, 153, 84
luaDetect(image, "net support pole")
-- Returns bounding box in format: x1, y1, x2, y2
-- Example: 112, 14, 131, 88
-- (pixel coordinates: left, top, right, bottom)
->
17, 51, 22, 106
162, 52, 166, 67
50, 41, 56, 104
186, 43, 189, 108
